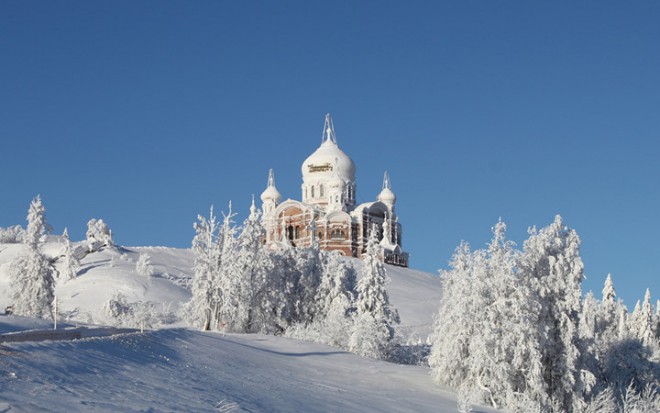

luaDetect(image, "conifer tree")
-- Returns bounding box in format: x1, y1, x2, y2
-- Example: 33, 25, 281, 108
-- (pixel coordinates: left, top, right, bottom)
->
521, 215, 587, 412
636, 289, 655, 346
230, 198, 272, 332
429, 220, 545, 411
186, 206, 219, 330
9, 196, 55, 318
60, 228, 80, 281
349, 226, 399, 358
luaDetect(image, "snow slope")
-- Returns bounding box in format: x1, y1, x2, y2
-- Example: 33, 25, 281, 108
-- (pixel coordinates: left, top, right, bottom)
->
0, 318, 496, 413
0, 241, 459, 412
0, 241, 441, 339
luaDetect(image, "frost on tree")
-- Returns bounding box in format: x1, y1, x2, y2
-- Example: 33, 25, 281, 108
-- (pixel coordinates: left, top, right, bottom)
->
9, 196, 55, 318
60, 228, 80, 281
349, 226, 399, 359
636, 289, 655, 346
214, 203, 237, 331
429, 216, 660, 412
227, 199, 273, 333
429, 220, 545, 411
186, 206, 220, 331
136, 253, 155, 277
86, 218, 114, 252
286, 249, 357, 348
312, 250, 357, 348
0, 225, 24, 243
521, 215, 587, 413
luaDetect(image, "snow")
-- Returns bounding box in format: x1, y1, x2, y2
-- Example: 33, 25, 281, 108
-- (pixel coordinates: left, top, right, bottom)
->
0, 240, 463, 412
0, 318, 497, 413
1, 243, 441, 340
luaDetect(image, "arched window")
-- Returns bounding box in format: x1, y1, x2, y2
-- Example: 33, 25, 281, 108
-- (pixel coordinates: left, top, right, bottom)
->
320, 184, 324, 197
311, 186, 315, 198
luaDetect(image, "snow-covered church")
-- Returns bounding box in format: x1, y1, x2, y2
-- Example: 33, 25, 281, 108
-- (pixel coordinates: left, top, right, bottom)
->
259, 114, 409, 267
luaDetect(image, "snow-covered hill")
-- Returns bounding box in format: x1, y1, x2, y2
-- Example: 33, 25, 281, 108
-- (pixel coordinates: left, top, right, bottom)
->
0, 316, 497, 413
0, 240, 442, 339
0, 240, 461, 412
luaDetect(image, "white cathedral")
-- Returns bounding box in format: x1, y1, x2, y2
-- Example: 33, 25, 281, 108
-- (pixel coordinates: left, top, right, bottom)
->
259, 114, 409, 267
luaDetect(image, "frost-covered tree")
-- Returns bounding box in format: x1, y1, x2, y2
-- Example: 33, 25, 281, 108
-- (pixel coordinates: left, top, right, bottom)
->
598, 274, 621, 339
316, 250, 356, 321
23, 195, 51, 249
349, 227, 399, 359
136, 253, 154, 277
635, 289, 655, 346
429, 242, 477, 393
227, 199, 272, 333
86, 218, 114, 252
185, 206, 220, 330
430, 220, 545, 411
214, 203, 238, 330
288, 250, 357, 348
9, 196, 55, 318
580, 292, 599, 342
103, 291, 132, 326
603, 274, 616, 304
521, 215, 588, 412
268, 248, 302, 332
431, 218, 659, 411
292, 236, 323, 326
60, 228, 80, 281
0, 225, 24, 243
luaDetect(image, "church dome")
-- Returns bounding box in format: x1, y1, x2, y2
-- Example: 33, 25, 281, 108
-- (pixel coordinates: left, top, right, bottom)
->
301, 114, 356, 184
302, 140, 356, 183
377, 171, 396, 205
260, 169, 281, 203
377, 186, 396, 205
260, 185, 281, 203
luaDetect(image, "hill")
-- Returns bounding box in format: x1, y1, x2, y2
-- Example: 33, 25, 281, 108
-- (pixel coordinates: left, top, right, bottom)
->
0, 239, 480, 412
0, 240, 442, 340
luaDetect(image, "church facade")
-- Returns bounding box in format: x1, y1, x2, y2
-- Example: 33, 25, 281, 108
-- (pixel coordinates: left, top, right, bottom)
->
259, 114, 409, 267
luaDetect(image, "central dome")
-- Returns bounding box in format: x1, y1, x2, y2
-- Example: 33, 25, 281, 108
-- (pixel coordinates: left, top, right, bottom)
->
301, 139, 356, 183
301, 114, 356, 184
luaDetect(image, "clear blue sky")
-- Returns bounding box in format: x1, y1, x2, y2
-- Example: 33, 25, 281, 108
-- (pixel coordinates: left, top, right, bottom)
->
1, 1, 658, 307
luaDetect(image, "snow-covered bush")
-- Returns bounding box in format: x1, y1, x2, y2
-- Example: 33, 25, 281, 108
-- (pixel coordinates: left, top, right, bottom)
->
0, 225, 24, 243
86, 218, 114, 252
103, 292, 132, 325
136, 253, 154, 277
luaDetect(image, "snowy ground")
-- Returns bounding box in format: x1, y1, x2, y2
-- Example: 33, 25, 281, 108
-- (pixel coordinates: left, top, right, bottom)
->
0, 317, 497, 413
0, 241, 468, 412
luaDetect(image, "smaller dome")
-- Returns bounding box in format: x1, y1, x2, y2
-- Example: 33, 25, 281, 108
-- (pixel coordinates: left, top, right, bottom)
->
378, 171, 396, 205
378, 187, 396, 205
261, 169, 281, 203
261, 185, 281, 203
